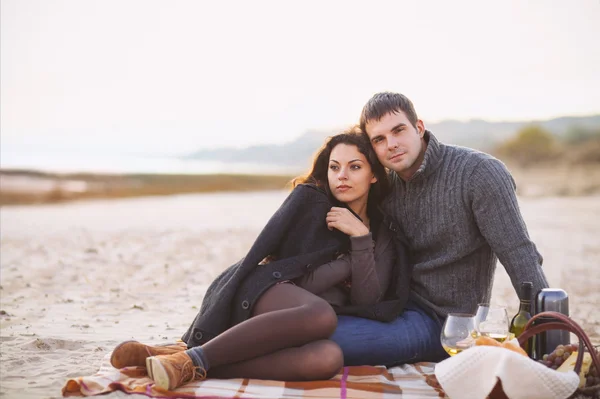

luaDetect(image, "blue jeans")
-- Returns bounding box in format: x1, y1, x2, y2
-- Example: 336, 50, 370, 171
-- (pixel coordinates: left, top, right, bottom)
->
331, 302, 448, 366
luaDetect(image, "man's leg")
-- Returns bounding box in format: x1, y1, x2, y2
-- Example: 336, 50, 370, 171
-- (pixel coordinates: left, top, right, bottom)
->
331, 304, 447, 366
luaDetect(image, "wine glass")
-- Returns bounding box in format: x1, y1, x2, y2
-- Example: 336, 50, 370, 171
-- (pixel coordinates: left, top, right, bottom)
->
440, 313, 477, 356
474, 303, 490, 328
475, 304, 509, 343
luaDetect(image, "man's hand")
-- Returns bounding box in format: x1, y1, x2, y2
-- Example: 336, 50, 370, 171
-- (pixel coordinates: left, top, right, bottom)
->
326, 207, 369, 237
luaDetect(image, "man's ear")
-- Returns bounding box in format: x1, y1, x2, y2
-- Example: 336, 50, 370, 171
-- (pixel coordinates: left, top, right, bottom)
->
416, 119, 425, 137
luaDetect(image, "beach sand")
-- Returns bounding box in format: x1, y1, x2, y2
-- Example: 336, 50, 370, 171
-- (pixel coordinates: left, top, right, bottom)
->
1, 191, 599, 398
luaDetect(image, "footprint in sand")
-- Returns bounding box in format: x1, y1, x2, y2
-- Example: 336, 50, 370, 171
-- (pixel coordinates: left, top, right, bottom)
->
20, 338, 85, 351
6, 359, 26, 367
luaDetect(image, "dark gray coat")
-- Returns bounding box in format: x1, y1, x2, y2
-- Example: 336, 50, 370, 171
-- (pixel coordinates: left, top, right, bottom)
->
182, 184, 410, 348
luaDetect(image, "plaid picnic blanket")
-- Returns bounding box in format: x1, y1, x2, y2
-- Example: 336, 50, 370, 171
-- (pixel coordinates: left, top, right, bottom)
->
62, 352, 447, 398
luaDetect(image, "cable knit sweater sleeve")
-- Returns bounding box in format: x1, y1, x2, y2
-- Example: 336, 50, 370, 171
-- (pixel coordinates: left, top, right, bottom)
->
468, 157, 549, 296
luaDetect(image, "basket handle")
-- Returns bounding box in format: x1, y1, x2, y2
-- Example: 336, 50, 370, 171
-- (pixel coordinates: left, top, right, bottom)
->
517, 311, 600, 375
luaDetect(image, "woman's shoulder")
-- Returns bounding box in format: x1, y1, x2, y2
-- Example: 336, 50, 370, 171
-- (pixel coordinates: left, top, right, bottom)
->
271, 183, 332, 221
290, 183, 331, 204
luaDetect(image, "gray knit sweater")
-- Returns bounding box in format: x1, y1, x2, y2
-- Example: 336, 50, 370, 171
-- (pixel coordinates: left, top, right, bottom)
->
382, 131, 549, 317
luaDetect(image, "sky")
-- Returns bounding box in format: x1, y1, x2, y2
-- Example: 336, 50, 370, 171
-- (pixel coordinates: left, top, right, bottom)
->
2, 0, 600, 156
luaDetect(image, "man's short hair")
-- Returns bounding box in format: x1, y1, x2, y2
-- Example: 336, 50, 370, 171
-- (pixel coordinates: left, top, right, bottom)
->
359, 92, 419, 131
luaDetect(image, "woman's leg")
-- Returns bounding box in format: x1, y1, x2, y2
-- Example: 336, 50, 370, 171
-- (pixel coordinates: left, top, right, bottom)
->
208, 340, 343, 380
200, 283, 339, 369
147, 283, 343, 388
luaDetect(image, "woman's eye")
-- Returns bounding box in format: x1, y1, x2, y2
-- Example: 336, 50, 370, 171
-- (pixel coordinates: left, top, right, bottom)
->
329, 165, 339, 171
350, 165, 361, 170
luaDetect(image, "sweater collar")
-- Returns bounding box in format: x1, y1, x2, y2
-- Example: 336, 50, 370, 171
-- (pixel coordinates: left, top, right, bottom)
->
406, 130, 445, 182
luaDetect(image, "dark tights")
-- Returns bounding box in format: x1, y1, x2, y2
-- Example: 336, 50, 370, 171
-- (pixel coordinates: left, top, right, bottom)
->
202, 283, 343, 380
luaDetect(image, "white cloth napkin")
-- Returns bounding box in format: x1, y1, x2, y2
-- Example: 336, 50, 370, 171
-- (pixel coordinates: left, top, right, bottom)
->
434, 345, 580, 399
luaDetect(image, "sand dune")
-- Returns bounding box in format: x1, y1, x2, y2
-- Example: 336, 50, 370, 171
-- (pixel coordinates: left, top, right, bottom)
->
1, 191, 599, 398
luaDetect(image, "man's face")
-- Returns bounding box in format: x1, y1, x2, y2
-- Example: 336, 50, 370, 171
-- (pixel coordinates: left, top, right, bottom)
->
365, 111, 426, 181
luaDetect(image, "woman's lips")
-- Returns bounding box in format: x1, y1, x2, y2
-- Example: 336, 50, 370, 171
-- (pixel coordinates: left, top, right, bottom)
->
336, 185, 351, 192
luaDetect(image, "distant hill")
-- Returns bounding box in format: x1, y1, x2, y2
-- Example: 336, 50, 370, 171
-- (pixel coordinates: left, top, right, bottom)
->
430, 115, 600, 149
185, 115, 600, 170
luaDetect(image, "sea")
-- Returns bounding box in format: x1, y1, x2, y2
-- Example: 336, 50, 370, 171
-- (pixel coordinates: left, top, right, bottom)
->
0, 148, 301, 176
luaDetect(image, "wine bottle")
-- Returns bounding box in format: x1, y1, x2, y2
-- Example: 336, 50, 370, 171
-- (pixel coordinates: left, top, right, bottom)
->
510, 281, 533, 357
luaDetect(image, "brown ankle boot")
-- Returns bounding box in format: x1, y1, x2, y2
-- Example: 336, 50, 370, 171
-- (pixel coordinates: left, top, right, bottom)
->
110, 340, 186, 369
146, 351, 206, 391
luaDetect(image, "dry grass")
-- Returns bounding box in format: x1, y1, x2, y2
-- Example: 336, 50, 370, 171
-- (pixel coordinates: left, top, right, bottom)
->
508, 163, 600, 197
0, 169, 294, 206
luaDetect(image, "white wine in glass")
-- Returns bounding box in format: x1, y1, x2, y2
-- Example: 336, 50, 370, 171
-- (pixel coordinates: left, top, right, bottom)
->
475, 305, 509, 343
442, 345, 469, 356
440, 313, 477, 356
479, 331, 508, 343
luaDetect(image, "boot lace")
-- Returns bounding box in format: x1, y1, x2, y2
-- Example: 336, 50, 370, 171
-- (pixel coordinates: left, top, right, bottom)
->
175, 358, 207, 387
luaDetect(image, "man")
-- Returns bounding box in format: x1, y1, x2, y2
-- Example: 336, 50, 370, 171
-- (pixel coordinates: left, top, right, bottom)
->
330, 92, 549, 366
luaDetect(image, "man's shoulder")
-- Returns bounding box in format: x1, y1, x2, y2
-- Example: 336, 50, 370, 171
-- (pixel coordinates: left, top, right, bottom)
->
443, 144, 513, 182
441, 142, 496, 165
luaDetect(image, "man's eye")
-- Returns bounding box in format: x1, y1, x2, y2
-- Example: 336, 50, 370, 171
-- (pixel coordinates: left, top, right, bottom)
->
373, 137, 383, 144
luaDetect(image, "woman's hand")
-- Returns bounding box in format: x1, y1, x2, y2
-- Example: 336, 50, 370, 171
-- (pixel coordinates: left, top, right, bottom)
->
326, 207, 369, 237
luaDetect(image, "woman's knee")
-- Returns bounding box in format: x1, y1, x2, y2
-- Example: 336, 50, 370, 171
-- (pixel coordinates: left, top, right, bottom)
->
302, 300, 338, 338
299, 340, 343, 380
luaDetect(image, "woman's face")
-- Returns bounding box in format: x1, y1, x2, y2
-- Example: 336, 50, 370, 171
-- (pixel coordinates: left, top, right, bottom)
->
328, 143, 377, 206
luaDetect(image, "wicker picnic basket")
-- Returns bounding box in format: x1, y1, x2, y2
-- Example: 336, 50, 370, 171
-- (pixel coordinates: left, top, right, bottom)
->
489, 311, 600, 399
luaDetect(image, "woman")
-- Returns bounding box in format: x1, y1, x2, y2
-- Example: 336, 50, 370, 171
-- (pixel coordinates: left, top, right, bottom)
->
110, 129, 403, 390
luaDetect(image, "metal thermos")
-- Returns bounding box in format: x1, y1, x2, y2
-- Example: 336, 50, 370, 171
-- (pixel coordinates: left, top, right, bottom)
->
534, 288, 570, 359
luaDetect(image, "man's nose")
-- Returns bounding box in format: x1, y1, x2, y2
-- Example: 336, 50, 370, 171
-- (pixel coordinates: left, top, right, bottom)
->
387, 136, 399, 150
